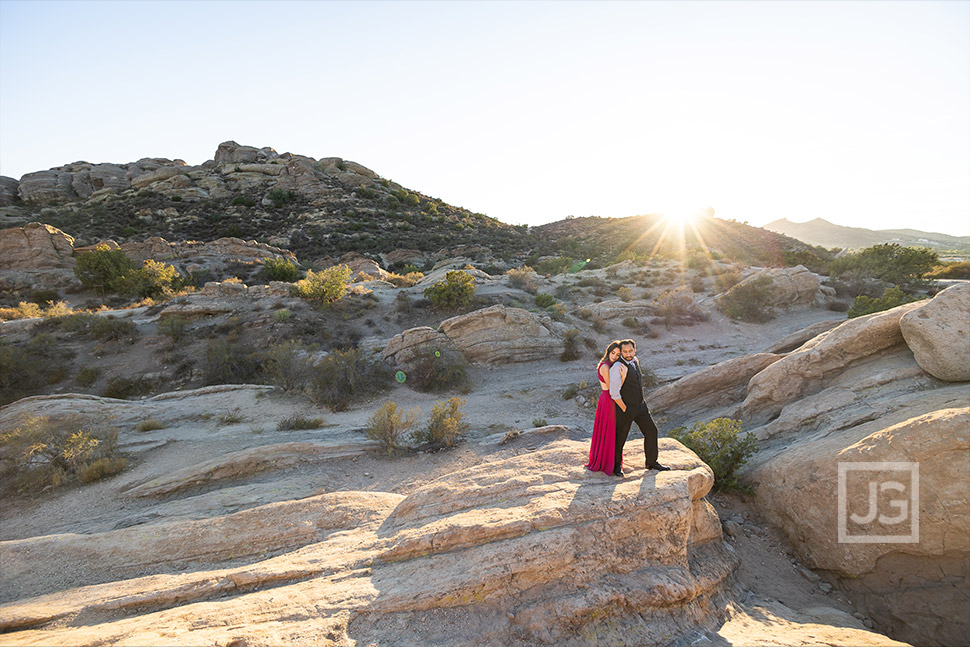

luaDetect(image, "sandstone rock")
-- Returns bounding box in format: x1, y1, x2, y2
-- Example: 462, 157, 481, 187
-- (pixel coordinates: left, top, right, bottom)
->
130, 165, 186, 190
648, 353, 782, 415
577, 299, 655, 320
416, 265, 493, 288
438, 305, 564, 364
17, 170, 76, 204
899, 284, 970, 381
382, 326, 455, 365
0, 176, 20, 206
337, 252, 389, 281
0, 439, 736, 646
742, 300, 924, 423
0, 222, 75, 270
717, 265, 820, 308
214, 141, 278, 165
763, 319, 844, 354
382, 249, 426, 267
748, 407, 970, 647
157, 281, 292, 318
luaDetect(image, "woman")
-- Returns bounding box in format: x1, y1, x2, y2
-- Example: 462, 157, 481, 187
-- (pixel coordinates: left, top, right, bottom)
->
586, 340, 627, 476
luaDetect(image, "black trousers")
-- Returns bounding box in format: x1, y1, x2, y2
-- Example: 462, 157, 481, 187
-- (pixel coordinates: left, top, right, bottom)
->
614, 400, 659, 468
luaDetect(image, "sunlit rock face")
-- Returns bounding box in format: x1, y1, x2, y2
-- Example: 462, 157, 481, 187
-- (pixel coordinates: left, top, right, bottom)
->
0, 439, 738, 646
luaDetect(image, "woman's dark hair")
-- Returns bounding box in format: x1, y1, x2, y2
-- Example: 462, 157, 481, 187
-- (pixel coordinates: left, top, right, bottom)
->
599, 340, 623, 366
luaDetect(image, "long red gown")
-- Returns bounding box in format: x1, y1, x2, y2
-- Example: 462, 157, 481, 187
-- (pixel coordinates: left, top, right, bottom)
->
585, 361, 618, 474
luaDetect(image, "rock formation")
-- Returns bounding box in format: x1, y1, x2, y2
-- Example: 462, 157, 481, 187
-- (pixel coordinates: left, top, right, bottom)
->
652, 288, 970, 646
717, 265, 822, 309
0, 222, 75, 270
0, 439, 738, 646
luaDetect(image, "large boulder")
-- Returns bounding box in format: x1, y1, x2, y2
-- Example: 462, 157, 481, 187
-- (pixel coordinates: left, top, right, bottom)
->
383, 326, 455, 365
718, 265, 821, 309
748, 407, 970, 647
0, 222, 75, 270
0, 176, 20, 206
0, 439, 737, 646
214, 140, 278, 165
17, 170, 76, 204
899, 284, 970, 382
742, 300, 924, 423
578, 299, 655, 320
648, 353, 782, 417
438, 304, 564, 363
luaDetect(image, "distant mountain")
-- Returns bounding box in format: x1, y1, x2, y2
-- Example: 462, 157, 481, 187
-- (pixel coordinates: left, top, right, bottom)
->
763, 218, 970, 254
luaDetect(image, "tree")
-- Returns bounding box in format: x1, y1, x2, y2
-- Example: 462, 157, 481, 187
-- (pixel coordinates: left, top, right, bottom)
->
828, 244, 938, 286
74, 244, 137, 293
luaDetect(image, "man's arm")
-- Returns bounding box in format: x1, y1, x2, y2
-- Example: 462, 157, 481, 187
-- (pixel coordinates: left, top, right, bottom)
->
609, 362, 626, 412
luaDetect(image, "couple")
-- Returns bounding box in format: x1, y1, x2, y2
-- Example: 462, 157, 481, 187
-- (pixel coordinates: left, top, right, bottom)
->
585, 339, 670, 477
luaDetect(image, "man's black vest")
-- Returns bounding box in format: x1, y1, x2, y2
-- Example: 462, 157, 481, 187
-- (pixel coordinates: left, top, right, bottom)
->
619, 357, 644, 407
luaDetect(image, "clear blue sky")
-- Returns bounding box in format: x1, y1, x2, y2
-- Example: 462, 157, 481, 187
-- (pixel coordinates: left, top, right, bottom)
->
1, 0, 968, 236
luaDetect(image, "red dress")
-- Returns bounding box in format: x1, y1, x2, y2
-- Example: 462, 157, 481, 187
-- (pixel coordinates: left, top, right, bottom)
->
585, 361, 618, 474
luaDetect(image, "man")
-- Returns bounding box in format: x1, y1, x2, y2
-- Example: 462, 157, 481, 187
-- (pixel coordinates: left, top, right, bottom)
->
609, 339, 669, 476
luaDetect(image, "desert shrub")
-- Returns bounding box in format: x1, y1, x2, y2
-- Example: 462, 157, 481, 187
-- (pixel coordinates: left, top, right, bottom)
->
506, 266, 538, 293
74, 244, 137, 293
847, 285, 922, 318
926, 261, 970, 280
690, 275, 706, 293
713, 270, 743, 291
717, 277, 775, 323
75, 367, 100, 387
534, 256, 573, 276
534, 293, 556, 308
219, 409, 245, 424
276, 415, 325, 431
125, 259, 183, 299
653, 286, 710, 328
292, 265, 353, 303
532, 417, 547, 427
414, 396, 468, 448
549, 302, 569, 322
273, 308, 292, 322
135, 418, 165, 432
102, 376, 154, 399
402, 346, 471, 393
561, 328, 583, 361
0, 414, 124, 493
828, 243, 938, 287
261, 340, 315, 392
260, 257, 300, 283
308, 347, 392, 411
89, 316, 137, 341
424, 270, 475, 309
203, 339, 263, 385
0, 337, 73, 405
365, 401, 419, 454
0, 302, 41, 320
267, 188, 296, 207
592, 318, 608, 333
668, 418, 757, 494
617, 286, 634, 302
386, 271, 424, 287
158, 315, 190, 342
232, 195, 256, 207
621, 316, 638, 329
30, 289, 60, 305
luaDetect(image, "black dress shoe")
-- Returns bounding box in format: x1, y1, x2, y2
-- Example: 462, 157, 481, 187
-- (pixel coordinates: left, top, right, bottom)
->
648, 463, 671, 471
612, 469, 623, 477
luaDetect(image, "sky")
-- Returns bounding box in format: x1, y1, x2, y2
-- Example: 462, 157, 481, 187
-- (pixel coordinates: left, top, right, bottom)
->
1, 1, 968, 236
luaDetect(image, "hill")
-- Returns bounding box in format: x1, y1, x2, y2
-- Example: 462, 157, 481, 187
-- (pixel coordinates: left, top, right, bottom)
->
1, 141, 812, 269
763, 217, 970, 254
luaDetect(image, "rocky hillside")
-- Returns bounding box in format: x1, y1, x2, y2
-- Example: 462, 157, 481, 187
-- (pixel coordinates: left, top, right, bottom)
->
764, 217, 970, 254
1, 141, 812, 268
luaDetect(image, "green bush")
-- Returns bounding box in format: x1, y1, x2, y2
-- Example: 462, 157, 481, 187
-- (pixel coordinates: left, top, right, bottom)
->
276, 415, 325, 431
926, 261, 970, 280
0, 414, 124, 493
365, 401, 419, 454
102, 376, 154, 399
0, 337, 72, 405
273, 308, 292, 322
135, 418, 165, 432
308, 347, 392, 412
617, 286, 634, 302
232, 195, 256, 207
828, 243, 938, 287
561, 329, 583, 362
668, 418, 757, 493
261, 340, 314, 392
414, 396, 468, 448
424, 270, 475, 309
292, 265, 353, 303
75, 367, 100, 387
654, 286, 710, 327
402, 346, 471, 393
848, 285, 921, 318
89, 316, 137, 341
74, 244, 137, 293
125, 259, 183, 299
203, 339, 263, 385
534, 293, 556, 308
158, 316, 190, 342
261, 257, 300, 283
506, 266, 538, 293
717, 277, 775, 323
30, 289, 60, 305
267, 188, 296, 208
